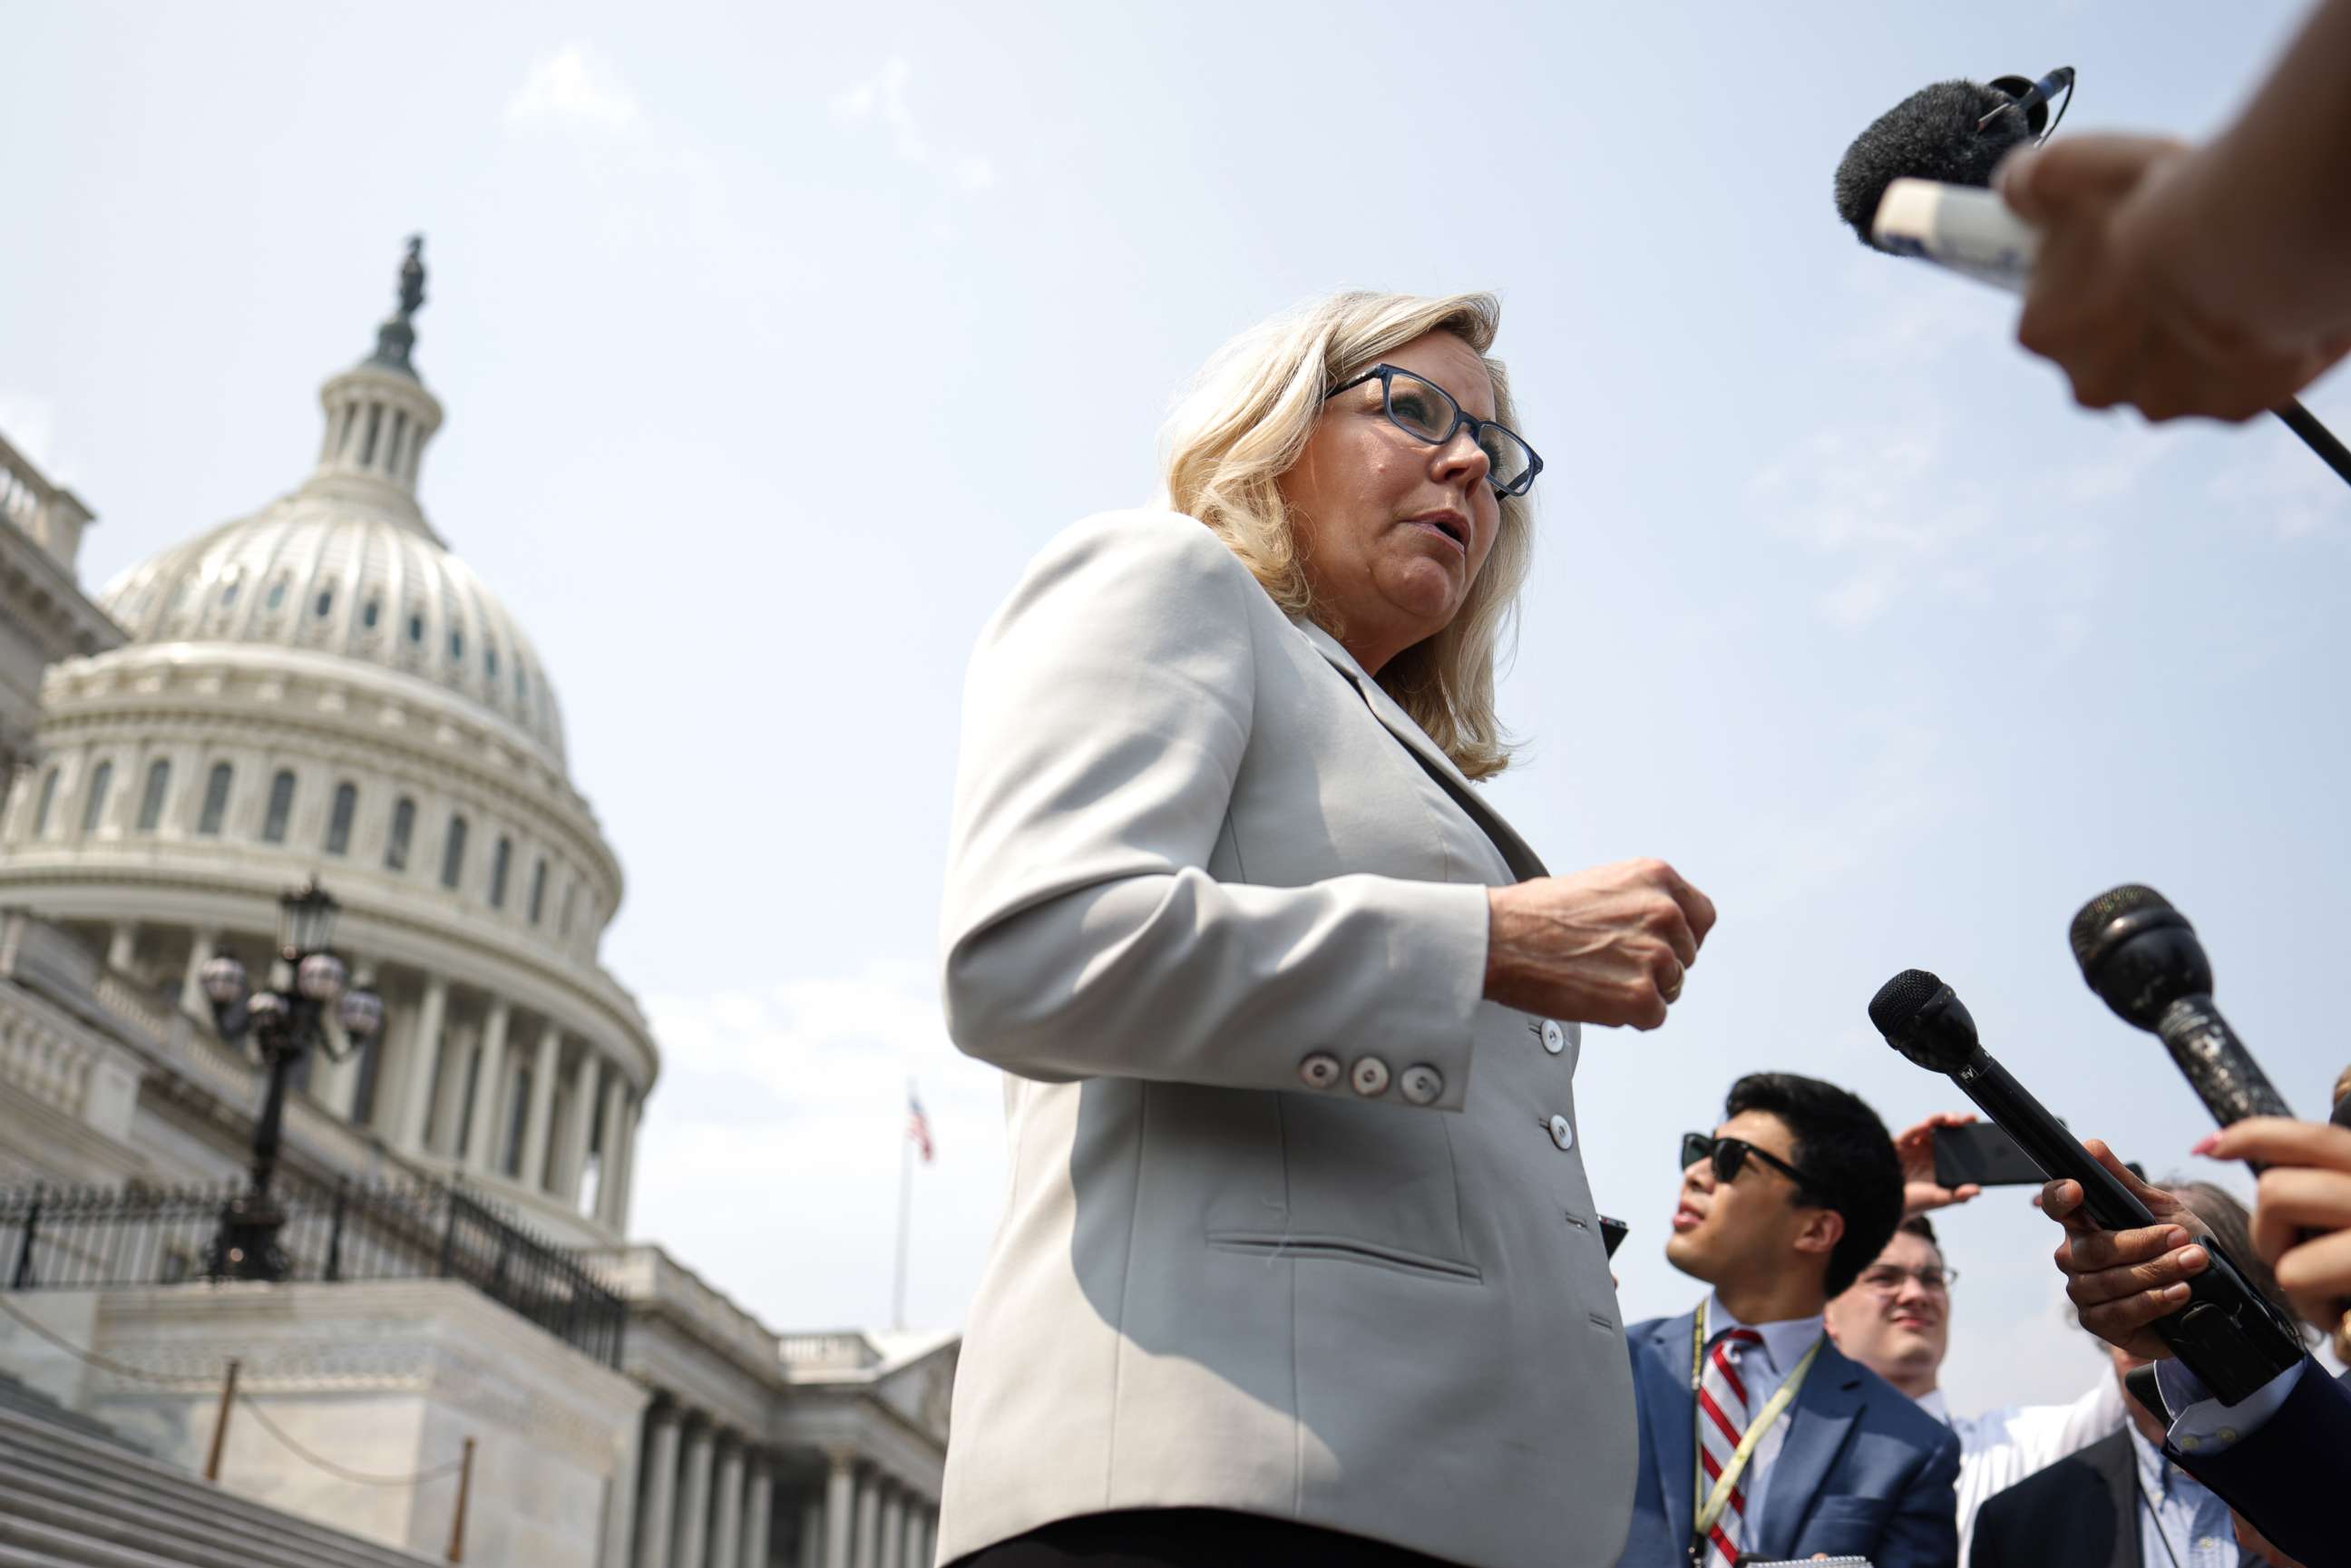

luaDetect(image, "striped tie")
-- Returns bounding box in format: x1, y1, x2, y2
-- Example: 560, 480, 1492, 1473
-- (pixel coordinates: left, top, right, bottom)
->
1697, 1326, 1765, 1568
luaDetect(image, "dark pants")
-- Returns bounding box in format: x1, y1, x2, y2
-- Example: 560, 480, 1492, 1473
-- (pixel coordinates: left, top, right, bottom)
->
949, 1508, 1468, 1568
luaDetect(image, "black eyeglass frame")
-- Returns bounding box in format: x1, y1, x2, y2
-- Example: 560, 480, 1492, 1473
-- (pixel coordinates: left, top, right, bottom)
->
1323, 363, 1545, 499
1680, 1131, 1822, 1200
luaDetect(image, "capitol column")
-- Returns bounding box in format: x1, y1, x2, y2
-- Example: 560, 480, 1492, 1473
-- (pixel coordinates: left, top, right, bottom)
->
876, 1486, 903, 1568
635, 1403, 683, 1568
558, 1046, 601, 1206
518, 1017, 561, 1189
740, 1456, 773, 1568
673, 1418, 717, 1568
105, 922, 137, 974
594, 1067, 629, 1225
395, 973, 448, 1154
178, 928, 219, 1018
463, 998, 511, 1174
709, 1437, 746, 1568
897, 1504, 927, 1568
852, 1475, 880, 1568
823, 1450, 856, 1568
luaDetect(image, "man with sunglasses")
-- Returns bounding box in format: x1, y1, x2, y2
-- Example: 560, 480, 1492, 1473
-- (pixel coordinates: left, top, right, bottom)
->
1615, 1074, 1961, 1568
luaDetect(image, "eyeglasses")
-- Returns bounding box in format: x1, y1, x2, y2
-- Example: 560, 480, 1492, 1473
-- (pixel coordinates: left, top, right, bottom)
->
1681, 1131, 1819, 1196
1324, 363, 1544, 499
1854, 1263, 1958, 1296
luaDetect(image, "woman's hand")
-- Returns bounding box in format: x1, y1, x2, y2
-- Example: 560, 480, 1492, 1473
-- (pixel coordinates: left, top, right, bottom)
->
2038, 1138, 2209, 1361
1483, 859, 1715, 1030
2199, 1115, 2351, 1333
1894, 1112, 1983, 1217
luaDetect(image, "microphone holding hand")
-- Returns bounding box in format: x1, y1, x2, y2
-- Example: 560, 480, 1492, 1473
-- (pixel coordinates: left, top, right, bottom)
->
1993, 0, 2351, 423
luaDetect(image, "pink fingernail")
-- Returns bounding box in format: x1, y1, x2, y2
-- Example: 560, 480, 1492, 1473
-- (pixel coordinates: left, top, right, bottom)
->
2190, 1133, 2220, 1157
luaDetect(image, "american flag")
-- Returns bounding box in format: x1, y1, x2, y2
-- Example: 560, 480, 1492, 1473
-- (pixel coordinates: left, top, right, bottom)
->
906, 1087, 935, 1164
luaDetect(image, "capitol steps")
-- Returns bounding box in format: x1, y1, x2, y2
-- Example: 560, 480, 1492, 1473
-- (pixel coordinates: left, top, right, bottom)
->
0, 1378, 146, 1459
0, 1402, 430, 1568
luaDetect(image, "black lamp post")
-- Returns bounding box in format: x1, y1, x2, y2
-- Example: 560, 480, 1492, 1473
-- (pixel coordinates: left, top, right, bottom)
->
199, 879, 385, 1281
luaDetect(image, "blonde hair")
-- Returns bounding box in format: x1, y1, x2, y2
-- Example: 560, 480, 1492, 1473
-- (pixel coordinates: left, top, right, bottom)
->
1159, 290, 1533, 781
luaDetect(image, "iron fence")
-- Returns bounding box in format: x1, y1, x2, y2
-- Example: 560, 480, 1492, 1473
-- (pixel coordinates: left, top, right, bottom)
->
0, 1176, 625, 1368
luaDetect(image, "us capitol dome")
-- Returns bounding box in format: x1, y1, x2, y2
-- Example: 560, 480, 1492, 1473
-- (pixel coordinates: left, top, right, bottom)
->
0, 239, 656, 1246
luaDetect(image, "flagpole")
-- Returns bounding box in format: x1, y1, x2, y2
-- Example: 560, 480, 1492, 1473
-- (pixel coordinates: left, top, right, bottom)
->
893, 1082, 914, 1330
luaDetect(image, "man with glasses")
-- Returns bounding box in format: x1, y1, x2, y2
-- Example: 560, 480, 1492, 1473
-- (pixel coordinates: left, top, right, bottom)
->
1615, 1073, 1961, 1568
1826, 1214, 2124, 1565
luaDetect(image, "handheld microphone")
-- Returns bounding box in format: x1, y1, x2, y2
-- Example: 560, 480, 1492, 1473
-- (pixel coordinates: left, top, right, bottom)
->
1832, 70, 2071, 248
2070, 885, 2297, 1131
1868, 968, 2305, 1402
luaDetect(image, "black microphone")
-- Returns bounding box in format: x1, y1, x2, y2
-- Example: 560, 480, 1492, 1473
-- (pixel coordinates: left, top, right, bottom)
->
2070, 885, 2297, 1131
1833, 71, 2069, 247
1869, 968, 2305, 1402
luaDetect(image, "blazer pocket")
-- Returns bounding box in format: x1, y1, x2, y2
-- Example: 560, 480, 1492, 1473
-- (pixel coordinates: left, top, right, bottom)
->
1205, 1231, 1484, 1285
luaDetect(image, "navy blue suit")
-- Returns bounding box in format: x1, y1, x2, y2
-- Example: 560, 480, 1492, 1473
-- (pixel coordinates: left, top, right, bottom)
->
2169, 1359, 2351, 1568
1614, 1310, 1962, 1568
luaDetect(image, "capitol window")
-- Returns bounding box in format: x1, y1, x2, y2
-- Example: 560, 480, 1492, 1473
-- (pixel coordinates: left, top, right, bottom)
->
196, 764, 233, 836
490, 835, 512, 908
529, 858, 548, 924
407, 610, 424, 644
80, 761, 113, 835
136, 759, 171, 833
325, 782, 357, 855
449, 629, 463, 661
362, 599, 381, 629
315, 588, 334, 618
385, 796, 415, 872
262, 770, 297, 844
266, 578, 287, 611
32, 768, 58, 838
440, 814, 468, 890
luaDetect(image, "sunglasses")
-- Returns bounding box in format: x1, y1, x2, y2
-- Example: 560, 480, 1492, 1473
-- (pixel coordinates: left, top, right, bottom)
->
1681, 1131, 1819, 1196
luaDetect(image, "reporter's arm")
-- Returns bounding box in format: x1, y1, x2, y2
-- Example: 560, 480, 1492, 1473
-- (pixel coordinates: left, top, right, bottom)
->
2140, 0, 2351, 346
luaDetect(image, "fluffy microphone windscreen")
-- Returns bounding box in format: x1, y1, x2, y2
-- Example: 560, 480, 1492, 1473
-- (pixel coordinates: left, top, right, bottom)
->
1834, 78, 2033, 243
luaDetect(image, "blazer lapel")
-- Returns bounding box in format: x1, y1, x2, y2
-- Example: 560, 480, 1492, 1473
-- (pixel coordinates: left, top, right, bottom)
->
1640, 1312, 1701, 1553
1752, 1339, 1864, 1563
1293, 620, 1550, 882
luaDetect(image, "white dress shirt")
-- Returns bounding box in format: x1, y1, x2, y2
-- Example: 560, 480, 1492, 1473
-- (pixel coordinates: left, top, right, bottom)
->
1702, 1293, 1828, 1548
1915, 1375, 2125, 1566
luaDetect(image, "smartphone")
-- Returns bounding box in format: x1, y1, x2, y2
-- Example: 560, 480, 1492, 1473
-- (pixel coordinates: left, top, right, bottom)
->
1598, 1214, 1629, 1259
1934, 1121, 2046, 1188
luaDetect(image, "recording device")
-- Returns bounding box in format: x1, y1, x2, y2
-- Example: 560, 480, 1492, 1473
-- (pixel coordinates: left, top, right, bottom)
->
2334, 1090, 2351, 1132
1599, 1214, 1629, 1259
1868, 968, 2305, 1402
1933, 1121, 2044, 1189
1834, 69, 2351, 487
2070, 885, 2296, 1130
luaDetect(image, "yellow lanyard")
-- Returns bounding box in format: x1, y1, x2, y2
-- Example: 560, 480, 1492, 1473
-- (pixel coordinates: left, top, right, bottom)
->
1689, 1302, 1824, 1555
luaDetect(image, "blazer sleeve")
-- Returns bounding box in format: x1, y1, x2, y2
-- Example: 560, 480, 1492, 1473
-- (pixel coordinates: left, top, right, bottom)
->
2170, 1358, 2351, 1568
1875, 1423, 1963, 1568
940, 511, 1491, 1110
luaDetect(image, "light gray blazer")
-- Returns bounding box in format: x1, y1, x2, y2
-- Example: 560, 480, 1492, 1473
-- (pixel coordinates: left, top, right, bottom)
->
936, 511, 1634, 1568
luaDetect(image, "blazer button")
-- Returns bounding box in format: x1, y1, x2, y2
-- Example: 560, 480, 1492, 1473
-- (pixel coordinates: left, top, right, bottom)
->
1547, 1114, 1575, 1152
1350, 1057, 1390, 1096
1540, 1020, 1566, 1055
1398, 1065, 1443, 1105
1299, 1053, 1342, 1090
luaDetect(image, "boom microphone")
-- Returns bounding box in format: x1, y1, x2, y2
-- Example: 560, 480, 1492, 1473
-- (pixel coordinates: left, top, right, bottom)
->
2070, 885, 2297, 1129
1833, 70, 2070, 247
1868, 967, 2304, 1402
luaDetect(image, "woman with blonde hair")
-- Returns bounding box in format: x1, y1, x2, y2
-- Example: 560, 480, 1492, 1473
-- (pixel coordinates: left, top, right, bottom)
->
936, 290, 1716, 1568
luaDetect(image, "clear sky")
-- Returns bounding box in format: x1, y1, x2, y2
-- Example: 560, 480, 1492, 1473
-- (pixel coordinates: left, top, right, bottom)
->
4, 1, 2346, 1412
